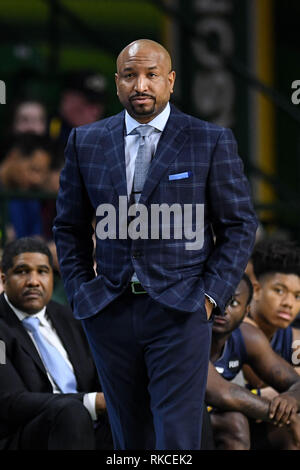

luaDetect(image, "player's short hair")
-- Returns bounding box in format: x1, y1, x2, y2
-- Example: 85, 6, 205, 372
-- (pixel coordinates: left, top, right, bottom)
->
251, 239, 300, 280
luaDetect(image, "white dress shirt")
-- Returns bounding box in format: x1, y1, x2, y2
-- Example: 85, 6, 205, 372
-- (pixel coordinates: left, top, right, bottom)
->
124, 102, 170, 198
5, 293, 97, 420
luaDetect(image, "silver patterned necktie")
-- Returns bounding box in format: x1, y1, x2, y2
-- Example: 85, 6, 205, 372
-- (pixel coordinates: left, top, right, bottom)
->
131, 125, 155, 203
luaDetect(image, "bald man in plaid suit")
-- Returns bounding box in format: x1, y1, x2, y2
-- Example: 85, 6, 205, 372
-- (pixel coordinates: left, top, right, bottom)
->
54, 39, 258, 450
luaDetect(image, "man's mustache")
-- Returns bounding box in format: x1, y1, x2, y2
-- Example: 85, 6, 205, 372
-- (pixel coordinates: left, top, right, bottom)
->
130, 93, 155, 101
23, 289, 42, 297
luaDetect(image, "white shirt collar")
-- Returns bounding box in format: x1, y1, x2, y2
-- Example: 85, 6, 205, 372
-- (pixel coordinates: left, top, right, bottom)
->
4, 292, 47, 324
125, 102, 170, 136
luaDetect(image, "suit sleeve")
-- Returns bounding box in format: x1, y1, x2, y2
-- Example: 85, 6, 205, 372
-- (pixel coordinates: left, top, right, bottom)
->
53, 128, 96, 308
0, 355, 84, 438
203, 128, 258, 314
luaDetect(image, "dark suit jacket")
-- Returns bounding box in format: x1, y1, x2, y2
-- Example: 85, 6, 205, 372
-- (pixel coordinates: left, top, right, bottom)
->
54, 104, 258, 320
0, 293, 101, 448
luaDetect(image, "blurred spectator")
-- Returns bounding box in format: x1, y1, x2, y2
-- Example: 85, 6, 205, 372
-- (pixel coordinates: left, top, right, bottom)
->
41, 141, 65, 240
11, 100, 47, 136
0, 99, 48, 163
0, 133, 51, 190
0, 133, 52, 239
49, 70, 107, 146
44, 140, 65, 194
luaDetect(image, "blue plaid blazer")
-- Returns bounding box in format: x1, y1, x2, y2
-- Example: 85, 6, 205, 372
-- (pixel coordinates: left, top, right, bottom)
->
53, 104, 258, 320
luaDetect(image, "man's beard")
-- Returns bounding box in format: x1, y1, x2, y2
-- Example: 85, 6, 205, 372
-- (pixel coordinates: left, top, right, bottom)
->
129, 97, 156, 116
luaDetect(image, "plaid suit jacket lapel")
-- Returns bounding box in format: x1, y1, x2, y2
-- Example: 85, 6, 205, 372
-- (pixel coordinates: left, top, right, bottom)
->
100, 108, 189, 203
140, 108, 189, 205
101, 111, 128, 198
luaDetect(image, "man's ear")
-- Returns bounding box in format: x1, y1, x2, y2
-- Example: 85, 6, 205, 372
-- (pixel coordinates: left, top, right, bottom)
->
168, 70, 176, 93
115, 73, 119, 96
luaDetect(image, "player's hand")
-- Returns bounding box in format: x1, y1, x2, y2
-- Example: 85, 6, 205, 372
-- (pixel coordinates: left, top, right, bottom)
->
268, 394, 298, 426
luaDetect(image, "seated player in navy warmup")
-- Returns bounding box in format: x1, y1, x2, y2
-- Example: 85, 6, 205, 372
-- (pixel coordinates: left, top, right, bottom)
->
208, 274, 300, 449
243, 240, 300, 448
205, 363, 300, 450
244, 240, 300, 377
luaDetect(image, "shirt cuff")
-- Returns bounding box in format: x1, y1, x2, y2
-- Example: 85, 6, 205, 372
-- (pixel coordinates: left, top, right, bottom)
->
83, 392, 98, 421
205, 293, 217, 308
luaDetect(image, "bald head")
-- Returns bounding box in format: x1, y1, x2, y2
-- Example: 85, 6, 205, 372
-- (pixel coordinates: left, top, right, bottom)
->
115, 39, 175, 123
116, 39, 172, 73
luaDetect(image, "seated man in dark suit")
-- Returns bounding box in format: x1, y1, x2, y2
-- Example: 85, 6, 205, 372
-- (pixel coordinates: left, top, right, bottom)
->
0, 237, 113, 450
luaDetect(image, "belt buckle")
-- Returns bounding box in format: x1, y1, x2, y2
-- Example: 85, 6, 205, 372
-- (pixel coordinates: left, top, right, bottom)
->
131, 281, 147, 294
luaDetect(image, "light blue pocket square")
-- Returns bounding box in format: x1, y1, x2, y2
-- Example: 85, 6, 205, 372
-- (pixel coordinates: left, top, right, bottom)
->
168, 171, 192, 181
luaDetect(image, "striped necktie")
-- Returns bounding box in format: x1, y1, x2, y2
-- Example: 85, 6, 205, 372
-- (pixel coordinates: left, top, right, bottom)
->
131, 125, 155, 203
